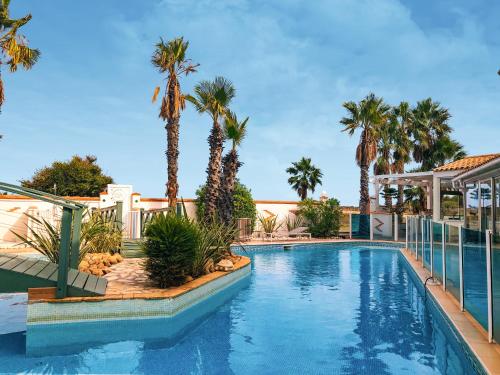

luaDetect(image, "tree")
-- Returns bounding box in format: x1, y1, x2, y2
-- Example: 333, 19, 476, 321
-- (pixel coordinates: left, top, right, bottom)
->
218, 111, 248, 225
21, 155, 113, 197
0, 0, 40, 112
186, 77, 235, 221
286, 157, 323, 200
195, 181, 257, 229
390, 102, 414, 213
340, 93, 390, 214
411, 98, 465, 170
373, 121, 394, 209
152, 37, 197, 209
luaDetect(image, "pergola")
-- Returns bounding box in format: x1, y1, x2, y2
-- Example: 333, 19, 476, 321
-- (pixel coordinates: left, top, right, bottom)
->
371, 171, 434, 212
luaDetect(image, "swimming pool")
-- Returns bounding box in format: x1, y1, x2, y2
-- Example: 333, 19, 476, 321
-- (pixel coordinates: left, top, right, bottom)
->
0, 244, 483, 374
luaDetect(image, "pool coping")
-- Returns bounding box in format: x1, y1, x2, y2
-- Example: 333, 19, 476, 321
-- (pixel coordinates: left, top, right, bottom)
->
27, 256, 251, 304
400, 248, 500, 375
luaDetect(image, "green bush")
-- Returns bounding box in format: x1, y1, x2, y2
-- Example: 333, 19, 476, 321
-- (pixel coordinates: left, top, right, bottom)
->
298, 198, 342, 238
195, 180, 257, 228
142, 214, 198, 287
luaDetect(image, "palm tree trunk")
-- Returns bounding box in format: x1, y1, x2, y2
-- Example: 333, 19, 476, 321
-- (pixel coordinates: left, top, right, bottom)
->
384, 185, 392, 210
165, 117, 180, 208
218, 149, 240, 225
359, 163, 370, 214
301, 188, 307, 201
204, 120, 224, 221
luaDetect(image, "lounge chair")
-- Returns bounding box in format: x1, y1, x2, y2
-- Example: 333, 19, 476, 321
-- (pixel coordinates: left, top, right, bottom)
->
287, 227, 311, 239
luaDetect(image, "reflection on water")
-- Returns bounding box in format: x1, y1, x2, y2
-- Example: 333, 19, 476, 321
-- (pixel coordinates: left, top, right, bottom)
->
0, 247, 479, 374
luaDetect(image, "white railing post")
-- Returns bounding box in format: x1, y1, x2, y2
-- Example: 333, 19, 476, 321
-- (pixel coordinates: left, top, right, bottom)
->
442, 222, 446, 291
430, 220, 434, 277
349, 212, 352, 239
405, 218, 408, 249
486, 229, 493, 343
421, 218, 425, 266
415, 217, 419, 260
370, 214, 374, 240
459, 226, 464, 311
394, 213, 398, 242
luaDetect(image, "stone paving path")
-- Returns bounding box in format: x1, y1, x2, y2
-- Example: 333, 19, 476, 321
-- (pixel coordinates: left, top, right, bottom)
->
104, 258, 163, 295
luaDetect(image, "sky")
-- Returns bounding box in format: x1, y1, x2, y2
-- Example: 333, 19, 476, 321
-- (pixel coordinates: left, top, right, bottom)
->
1, 0, 499, 204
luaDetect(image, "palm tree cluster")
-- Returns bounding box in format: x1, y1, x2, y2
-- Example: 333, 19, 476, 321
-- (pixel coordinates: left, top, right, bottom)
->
341, 93, 465, 214
0, 0, 39, 119
153, 38, 249, 225
286, 157, 323, 200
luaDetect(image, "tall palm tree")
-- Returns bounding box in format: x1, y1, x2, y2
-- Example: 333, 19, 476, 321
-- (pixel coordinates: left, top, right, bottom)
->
218, 111, 248, 225
340, 93, 390, 214
286, 157, 323, 200
186, 77, 235, 221
411, 98, 454, 171
373, 122, 394, 209
152, 37, 197, 209
0, 0, 39, 115
391, 102, 414, 213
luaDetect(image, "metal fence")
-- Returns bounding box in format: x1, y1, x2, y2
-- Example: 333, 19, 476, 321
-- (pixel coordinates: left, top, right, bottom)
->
406, 216, 498, 343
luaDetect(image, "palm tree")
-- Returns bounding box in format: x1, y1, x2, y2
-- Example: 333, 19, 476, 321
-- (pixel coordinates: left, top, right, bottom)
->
391, 102, 414, 213
186, 77, 235, 221
412, 98, 466, 170
340, 93, 391, 214
373, 123, 394, 210
286, 157, 323, 200
218, 111, 248, 225
151, 37, 197, 209
0, 0, 39, 116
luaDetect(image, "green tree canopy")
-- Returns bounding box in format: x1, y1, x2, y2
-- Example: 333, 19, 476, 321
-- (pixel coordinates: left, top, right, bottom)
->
195, 180, 257, 229
21, 155, 113, 197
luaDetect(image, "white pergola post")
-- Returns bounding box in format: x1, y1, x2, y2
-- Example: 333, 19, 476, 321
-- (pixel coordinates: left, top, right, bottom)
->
486, 230, 493, 342
442, 222, 446, 291
459, 226, 464, 312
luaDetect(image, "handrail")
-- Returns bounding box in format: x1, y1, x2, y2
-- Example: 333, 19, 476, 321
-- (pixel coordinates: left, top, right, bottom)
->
0, 181, 86, 209
0, 181, 85, 298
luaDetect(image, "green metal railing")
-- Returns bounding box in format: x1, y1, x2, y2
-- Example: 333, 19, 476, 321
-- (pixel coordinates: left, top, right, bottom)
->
0, 182, 86, 298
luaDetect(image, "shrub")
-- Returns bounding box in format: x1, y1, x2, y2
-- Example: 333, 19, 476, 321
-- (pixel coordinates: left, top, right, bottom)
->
298, 198, 342, 238
195, 181, 257, 229
192, 221, 238, 277
285, 215, 304, 231
142, 214, 198, 287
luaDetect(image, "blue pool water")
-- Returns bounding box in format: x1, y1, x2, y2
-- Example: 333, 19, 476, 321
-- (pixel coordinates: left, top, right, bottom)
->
0, 245, 482, 374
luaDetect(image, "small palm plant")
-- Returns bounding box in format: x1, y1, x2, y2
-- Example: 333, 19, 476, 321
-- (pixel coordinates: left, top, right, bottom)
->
218, 111, 249, 225
0, 0, 40, 113
257, 214, 282, 234
186, 77, 235, 222
152, 37, 198, 208
286, 157, 323, 200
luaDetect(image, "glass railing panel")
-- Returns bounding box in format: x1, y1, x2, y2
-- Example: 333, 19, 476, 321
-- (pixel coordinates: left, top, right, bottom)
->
416, 217, 422, 260
351, 214, 370, 239
445, 224, 460, 301
398, 215, 406, 241
462, 227, 487, 329
432, 222, 443, 282
423, 219, 431, 271
493, 233, 500, 343
372, 214, 393, 241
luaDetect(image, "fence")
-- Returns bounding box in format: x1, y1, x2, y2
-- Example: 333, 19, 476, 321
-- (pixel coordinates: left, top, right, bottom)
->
406, 216, 498, 343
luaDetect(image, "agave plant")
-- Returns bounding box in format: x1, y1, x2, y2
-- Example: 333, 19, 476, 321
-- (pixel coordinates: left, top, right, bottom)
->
257, 214, 282, 234
192, 221, 238, 277
285, 214, 304, 231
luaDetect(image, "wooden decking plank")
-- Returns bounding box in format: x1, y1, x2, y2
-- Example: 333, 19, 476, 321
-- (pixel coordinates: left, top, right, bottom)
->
0, 257, 24, 270
24, 260, 51, 276
12, 258, 39, 273
0, 255, 15, 266
37, 262, 58, 279
72, 272, 89, 289
94, 277, 107, 295
83, 274, 98, 292
64, 268, 79, 285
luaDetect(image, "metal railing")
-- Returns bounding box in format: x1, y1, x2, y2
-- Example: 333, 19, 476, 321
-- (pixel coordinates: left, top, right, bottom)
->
0, 182, 86, 298
406, 216, 498, 343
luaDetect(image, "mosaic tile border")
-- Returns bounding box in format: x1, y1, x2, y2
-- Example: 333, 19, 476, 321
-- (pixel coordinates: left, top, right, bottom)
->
27, 263, 251, 325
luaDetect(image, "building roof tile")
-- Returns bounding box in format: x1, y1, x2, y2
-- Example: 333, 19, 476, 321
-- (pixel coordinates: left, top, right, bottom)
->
433, 153, 500, 172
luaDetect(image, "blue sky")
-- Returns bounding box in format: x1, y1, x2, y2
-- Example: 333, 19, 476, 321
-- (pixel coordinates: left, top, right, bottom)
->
1, 0, 499, 204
